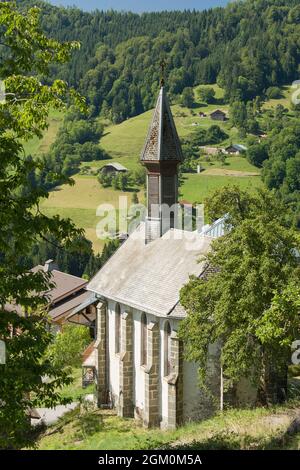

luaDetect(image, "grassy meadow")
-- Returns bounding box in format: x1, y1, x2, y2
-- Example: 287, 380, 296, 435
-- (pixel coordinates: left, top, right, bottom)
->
23, 108, 64, 156
262, 85, 294, 111
41, 176, 144, 252
180, 173, 262, 203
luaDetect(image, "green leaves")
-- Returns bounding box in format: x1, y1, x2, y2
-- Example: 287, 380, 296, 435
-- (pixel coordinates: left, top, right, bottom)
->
0, 2, 85, 448
0, 2, 79, 77
179, 187, 300, 403
46, 324, 91, 369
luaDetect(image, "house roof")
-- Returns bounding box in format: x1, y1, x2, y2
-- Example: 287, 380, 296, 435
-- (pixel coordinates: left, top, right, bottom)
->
31, 266, 88, 304
49, 290, 91, 320
5, 265, 88, 320
226, 144, 247, 151
87, 224, 212, 317
234, 144, 247, 151
210, 109, 226, 115
102, 162, 128, 171
141, 86, 183, 162
69, 293, 98, 317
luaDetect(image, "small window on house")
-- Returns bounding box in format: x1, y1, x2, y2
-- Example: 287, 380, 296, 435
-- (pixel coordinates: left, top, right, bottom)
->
141, 313, 147, 366
164, 321, 172, 376
115, 303, 121, 354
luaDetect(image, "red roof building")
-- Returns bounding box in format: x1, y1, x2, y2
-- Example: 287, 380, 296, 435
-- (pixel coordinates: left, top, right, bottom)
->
5, 260, 91, 330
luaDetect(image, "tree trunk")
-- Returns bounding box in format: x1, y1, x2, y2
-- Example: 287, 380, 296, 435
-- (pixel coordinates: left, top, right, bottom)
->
258, 349, 288, 405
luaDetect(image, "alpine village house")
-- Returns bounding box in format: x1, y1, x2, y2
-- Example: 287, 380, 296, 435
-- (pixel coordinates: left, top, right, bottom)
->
69, 84, 256, 430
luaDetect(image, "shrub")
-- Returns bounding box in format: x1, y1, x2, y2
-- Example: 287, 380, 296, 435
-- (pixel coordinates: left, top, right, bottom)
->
47, 324, 91, 368
266, 87, 282, 100
198, 87, 216, 104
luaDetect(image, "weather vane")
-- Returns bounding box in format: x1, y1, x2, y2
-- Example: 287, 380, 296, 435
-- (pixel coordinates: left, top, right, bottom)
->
160, 59, 166, 87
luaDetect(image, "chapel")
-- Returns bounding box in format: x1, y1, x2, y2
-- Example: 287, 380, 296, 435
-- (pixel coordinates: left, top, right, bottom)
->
81, 83, 254, 429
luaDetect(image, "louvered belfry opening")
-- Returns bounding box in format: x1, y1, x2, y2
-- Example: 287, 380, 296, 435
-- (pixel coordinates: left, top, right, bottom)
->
141, 86, 183, 243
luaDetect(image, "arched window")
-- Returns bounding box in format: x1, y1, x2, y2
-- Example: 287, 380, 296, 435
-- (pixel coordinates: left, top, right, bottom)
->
164, 321, 172, 376
141, 313, 147, 366
115, 303, 121, 354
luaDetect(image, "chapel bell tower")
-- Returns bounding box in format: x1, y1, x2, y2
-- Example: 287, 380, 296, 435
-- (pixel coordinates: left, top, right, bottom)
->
140, 62, 183, 243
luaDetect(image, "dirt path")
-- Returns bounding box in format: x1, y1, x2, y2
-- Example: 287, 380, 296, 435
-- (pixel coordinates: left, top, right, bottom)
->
31, 403, 78, 427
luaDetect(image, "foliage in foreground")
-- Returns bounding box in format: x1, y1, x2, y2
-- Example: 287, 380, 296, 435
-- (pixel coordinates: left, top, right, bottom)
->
180, 186, 300, 405
0, 1, 84, 449
47, 325, 91, 369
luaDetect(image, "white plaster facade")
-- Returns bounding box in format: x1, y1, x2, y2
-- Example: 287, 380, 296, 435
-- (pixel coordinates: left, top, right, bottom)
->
94, 298, 214, 428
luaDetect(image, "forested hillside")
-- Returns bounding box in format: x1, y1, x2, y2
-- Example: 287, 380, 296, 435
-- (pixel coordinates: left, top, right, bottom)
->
19, 0, 300, 122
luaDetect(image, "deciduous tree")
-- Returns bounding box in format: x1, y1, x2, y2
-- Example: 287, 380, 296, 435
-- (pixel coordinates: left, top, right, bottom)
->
179, 187, 300, 406
0, 2, 85, 448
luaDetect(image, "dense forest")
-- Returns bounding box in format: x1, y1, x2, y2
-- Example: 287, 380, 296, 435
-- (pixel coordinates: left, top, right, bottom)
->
19, 0, 300, 122
20, 235, 120, 279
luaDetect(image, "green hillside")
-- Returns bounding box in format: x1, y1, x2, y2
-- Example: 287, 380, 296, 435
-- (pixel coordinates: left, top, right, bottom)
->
39, 83, 298, 253
96, 84, 237, 170
23, 108, 64, 157
40, 83, 276, 252
262, 85, 294, 111
40, 176, 144, 253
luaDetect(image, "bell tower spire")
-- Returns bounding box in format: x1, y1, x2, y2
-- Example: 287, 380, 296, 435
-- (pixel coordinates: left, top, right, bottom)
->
160, 58, 166, 87
140, 66, 183, 243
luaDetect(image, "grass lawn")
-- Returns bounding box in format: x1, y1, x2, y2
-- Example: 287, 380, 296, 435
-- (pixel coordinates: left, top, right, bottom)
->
198, 155, 260, 173
59, 368, 95, 402
23, 108, 64, 156
262, 85, 294, 111
180, 173, 263, 203
40, 176, 144, 253
36, 398, 300, 450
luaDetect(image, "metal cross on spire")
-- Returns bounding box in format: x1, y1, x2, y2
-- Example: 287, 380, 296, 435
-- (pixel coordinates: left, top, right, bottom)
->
160, 59, 166, 87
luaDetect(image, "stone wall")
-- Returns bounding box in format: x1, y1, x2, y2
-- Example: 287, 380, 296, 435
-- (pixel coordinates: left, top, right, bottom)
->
143, 320, 160, 427
163, 329, 183, 429
118, 311, 134, 417
95, 301, 107, 406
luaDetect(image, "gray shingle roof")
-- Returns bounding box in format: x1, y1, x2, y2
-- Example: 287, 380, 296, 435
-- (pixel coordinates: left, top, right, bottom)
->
168, 264, 219, 318
87, 224, 212, 317
101, 162, 128, 172
140, 87, 183, 162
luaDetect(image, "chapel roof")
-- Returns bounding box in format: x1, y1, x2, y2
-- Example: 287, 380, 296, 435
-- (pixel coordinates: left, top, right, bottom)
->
87, 224, 212, 317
